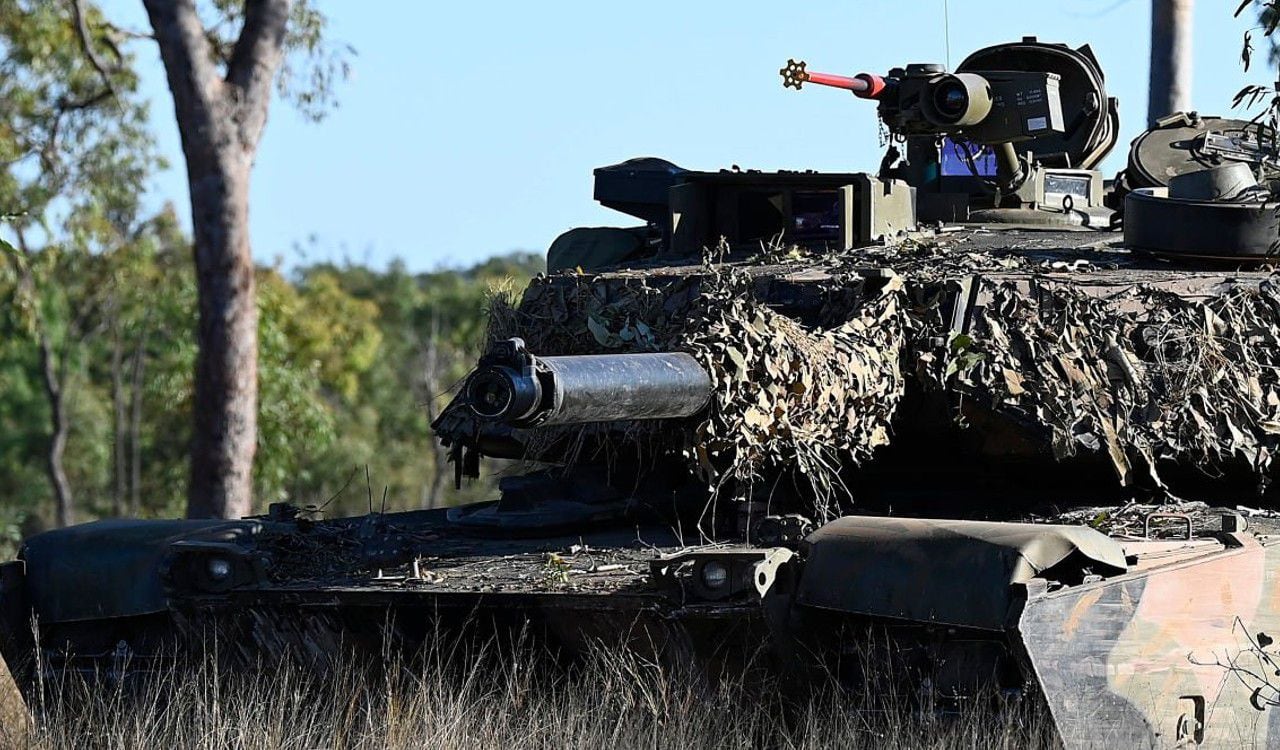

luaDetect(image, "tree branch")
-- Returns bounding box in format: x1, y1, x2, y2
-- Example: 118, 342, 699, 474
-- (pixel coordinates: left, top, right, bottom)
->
226, 0, 290, 94
143, 0, 225, 138
37, 0, 123, 176
100, 21, 155, 42
56, 87, 114, 112
225, 0, 291, 146
69, 0, 118, 97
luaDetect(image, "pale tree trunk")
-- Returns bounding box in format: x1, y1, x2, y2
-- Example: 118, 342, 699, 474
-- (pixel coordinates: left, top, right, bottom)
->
11, 231, 75, 527
186, 162, 257, 520
36, 334, 74, 528
111, 323, 126, 516
128, 317, 149, 515
143, 0, 291, 519
420, 315, 448, 509
1149, 0, 1194, 126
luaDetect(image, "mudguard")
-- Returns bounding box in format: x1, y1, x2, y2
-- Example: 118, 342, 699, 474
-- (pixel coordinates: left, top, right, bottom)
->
21, 519, 268, 623
796, 516, 1127, 630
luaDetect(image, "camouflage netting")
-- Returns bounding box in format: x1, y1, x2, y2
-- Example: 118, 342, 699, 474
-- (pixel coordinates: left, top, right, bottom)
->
922, 275, 1280, 492
487, 265, 906, 518
681, 273, 905, 513
480, 246, 1280, 514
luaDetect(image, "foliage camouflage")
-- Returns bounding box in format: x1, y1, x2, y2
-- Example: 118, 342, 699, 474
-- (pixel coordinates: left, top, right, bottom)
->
487, 257, 906, 520
486, 241, 1280, 518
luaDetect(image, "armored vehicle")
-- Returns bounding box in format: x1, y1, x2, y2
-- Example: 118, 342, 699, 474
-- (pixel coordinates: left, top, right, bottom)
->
6, 38, 1280, 749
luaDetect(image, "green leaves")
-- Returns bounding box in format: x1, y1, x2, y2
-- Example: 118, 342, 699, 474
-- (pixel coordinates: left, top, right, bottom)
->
0, 1, 159, 240
586, 312, 657, 350
200, 0, 353, 123
0, 237, 35, 339
1266, 2, 1280, 35
1238, 2, 1280, 108
0, 235, 18, 263
1233, 84, 1272, 110
943, 332, 986, 379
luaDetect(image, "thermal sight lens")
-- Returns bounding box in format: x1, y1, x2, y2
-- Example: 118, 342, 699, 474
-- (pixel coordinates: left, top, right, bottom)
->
934, 82, 968, 120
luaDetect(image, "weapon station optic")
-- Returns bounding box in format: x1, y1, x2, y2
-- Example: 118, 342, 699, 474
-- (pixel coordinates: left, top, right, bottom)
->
781, 58, 1064, 196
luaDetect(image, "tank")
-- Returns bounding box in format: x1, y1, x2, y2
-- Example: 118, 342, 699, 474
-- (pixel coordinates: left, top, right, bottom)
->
6, 38, 1280, 749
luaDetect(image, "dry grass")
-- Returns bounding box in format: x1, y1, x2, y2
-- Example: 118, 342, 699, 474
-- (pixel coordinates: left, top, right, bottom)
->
0, 639, 1053, 750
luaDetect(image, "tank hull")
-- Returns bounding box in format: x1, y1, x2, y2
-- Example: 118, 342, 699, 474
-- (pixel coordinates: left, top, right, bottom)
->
4, 512, 1280, 748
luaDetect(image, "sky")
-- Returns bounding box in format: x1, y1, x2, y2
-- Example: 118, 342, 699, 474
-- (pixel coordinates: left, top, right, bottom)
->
101, 0, 1272, 271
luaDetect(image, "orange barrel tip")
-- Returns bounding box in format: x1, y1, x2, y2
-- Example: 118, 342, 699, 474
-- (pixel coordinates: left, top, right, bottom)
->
780, 59, 887, 99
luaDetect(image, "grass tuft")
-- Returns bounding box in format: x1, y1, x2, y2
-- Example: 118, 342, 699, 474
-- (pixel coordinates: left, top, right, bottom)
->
0, 640, 1052, 749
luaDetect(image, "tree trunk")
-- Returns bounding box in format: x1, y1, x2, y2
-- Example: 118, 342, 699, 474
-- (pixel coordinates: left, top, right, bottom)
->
1149, 0, 1194, 127
144, 0, 291, 519
11, 229, 76, 527
128, 315, 150, 515
111, 324, 126, 516
420, 315, 448, 510
37, 334, 74, 528
185, 159, 258, 520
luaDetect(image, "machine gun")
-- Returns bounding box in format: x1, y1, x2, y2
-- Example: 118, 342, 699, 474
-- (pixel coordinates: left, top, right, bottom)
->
781, 40, 1118, 225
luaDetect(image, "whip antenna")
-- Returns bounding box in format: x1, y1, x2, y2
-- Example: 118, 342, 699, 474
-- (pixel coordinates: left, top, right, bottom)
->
943, 0, 952, 69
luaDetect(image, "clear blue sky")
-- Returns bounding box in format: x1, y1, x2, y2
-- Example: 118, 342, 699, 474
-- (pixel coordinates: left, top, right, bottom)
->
103, 0, 1269, 271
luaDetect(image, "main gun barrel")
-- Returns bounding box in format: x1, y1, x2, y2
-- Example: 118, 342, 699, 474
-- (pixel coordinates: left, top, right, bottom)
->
464, 338, 711, 427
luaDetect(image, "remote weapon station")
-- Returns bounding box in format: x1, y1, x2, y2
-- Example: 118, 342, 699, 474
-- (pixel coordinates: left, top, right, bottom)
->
8, 39, 1280, 749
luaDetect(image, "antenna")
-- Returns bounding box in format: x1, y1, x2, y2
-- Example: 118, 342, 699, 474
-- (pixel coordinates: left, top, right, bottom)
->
943, 0, 952, 69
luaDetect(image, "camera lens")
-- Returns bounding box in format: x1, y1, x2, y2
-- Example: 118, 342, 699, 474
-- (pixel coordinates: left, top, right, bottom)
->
933, 80, 969, 121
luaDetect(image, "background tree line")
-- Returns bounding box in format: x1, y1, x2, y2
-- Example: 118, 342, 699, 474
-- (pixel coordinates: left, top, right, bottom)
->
0, 0, 542, 553
0, 224, 542, 555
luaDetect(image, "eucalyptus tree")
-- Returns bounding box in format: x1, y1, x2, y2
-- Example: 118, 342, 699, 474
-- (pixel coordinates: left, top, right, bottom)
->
137, 0, 345, 518
0, 0, 158, 526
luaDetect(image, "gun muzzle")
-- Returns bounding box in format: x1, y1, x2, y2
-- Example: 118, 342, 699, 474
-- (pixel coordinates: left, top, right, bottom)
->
780, 59, 887, 99
465, 338, 711, 427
